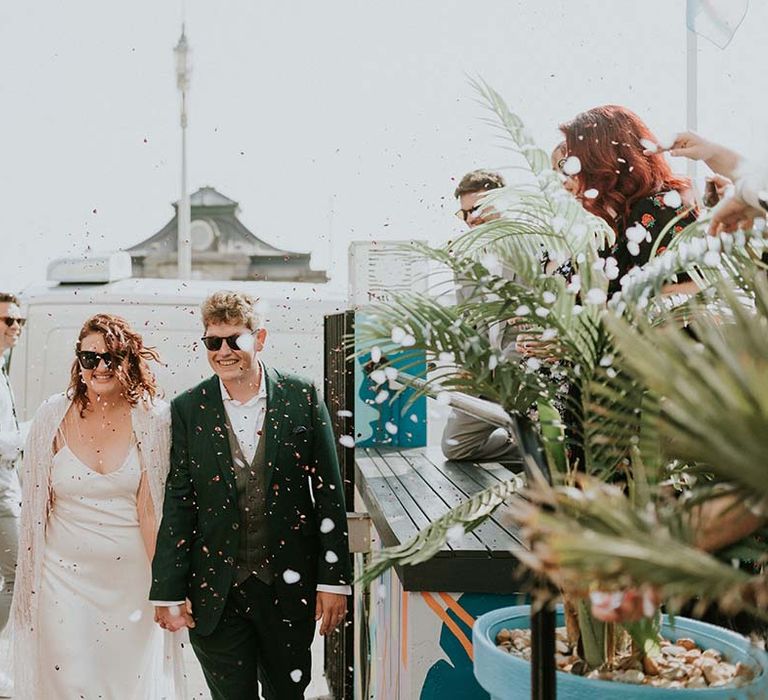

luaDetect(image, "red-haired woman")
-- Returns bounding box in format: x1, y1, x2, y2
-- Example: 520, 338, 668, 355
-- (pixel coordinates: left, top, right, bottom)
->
9, 314, 184, 699
557, 105, 698, 295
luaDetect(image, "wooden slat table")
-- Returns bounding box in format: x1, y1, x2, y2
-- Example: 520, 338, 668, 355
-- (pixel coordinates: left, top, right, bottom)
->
353, 446, 528, 700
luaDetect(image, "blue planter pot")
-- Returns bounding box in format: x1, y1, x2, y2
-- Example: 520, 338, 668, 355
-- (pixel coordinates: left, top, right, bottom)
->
473, 605, 768, 699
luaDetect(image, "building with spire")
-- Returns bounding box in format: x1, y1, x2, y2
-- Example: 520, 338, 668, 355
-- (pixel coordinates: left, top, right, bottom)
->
127, 186, 327, 282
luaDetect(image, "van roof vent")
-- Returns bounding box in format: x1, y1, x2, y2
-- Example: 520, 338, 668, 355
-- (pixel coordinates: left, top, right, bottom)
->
46, 251, 133, 284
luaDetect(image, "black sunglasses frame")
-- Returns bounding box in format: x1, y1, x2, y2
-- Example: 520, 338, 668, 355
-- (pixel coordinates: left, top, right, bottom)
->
77, 350, 117, 370
455, 204, 480, 222
200, 330, 257, 352
0, 317, 26, 328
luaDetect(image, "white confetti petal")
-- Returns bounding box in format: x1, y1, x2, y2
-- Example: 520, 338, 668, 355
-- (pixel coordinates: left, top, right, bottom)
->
542, 291, 557, 304
562, 156, 582, 176
540, 328, 558, 341
662, 190, 682, 209
370, 346, 382, 363
390, 326, 406, 344
374, 390, 389, 404
339, 435, 355, 449
526, 358, 541, 371
446, 524, 465, 546
325, 550, 339, 564
235, 333, 255, 352
320, 518, 336, 534
626, 224, 647, 243
336, 409, 353, 418
128, 609, 143, 623
583, 188, 599, 199
384, 367, 399, 381
283, 569, 301, 585
515, 305, 530, 316
385, 422, 398, 435
585, 288, 607, 305
290, 669, 303, 683
369, 369, 387, 385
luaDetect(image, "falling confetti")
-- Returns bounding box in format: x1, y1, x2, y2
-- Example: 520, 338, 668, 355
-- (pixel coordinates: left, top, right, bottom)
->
562, 156, 581, 176
325, 550, 339, 564
320, 518, 335, 534
339, 435, 355, 448
290, 669, 303, 683
283, 569, 301, 585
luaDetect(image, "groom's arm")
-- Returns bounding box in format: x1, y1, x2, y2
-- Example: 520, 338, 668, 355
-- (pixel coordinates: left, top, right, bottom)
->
150, 398, 197, 602
308, 383, 353, 588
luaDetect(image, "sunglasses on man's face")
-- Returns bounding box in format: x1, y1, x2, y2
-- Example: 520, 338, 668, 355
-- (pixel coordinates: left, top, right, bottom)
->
77, 351, 118, 370
0, 317, 26, 328
455, 205, 480, 222
200, 331, 256, 352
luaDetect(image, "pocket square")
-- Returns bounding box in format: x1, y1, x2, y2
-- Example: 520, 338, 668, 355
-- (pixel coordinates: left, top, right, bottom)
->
293, 425, 308, 434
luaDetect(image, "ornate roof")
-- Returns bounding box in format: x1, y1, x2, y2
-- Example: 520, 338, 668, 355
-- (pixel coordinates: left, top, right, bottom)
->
127, 186, 307, 258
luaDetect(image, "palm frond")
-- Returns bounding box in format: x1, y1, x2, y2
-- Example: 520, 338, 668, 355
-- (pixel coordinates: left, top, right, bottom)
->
358, 474, 524, 586
606, 268, 768, 499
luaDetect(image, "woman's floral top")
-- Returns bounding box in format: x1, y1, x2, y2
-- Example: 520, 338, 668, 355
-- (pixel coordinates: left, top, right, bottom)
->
607, 191, 698, 294
544, 191, 698, 295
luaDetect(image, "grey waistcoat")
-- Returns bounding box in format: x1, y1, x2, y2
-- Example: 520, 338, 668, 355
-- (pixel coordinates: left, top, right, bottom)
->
224, 412, 273, 585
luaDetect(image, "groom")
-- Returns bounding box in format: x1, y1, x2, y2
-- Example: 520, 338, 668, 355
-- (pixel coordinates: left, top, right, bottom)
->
151, 290, 352, 699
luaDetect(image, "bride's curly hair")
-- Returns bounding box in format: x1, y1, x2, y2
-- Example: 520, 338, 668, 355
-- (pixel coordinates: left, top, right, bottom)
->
68, 314, 161, 415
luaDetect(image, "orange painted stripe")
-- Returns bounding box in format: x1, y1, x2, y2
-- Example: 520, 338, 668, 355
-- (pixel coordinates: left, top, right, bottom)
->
439, 592, 475, 629
401, 589, 409, 669
421, 592, 474, 661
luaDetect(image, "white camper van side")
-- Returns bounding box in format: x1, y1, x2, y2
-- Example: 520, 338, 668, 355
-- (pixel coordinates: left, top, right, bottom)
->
10, 277, 345, 421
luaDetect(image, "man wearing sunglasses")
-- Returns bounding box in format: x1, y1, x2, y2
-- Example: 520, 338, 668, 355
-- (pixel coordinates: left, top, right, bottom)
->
442, 171, 522, 465
151, 290, 351, 700
453, 168, 505, 228
0, 294, 26, 656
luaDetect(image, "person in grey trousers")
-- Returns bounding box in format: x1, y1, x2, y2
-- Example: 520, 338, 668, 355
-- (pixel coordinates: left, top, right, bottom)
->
443, 171, 520, 463
0, 293, 26, 633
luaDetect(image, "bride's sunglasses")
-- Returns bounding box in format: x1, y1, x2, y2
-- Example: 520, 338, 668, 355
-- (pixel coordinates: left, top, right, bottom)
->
77, 350, 118, 370
200, 330, 256, 352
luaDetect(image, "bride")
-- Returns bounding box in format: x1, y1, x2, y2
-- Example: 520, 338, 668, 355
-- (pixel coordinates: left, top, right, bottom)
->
9, 313, 184, 699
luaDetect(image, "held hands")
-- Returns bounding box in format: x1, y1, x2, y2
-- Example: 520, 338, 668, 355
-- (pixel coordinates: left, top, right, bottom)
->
154, 600, 196, 632
315, 591, 347, 636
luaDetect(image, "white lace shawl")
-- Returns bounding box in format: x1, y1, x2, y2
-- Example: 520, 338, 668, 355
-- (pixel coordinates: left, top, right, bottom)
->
8, 392, 187, 700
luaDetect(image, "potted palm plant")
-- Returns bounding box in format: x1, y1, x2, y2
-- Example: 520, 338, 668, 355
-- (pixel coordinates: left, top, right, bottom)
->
355, 82, 768, 696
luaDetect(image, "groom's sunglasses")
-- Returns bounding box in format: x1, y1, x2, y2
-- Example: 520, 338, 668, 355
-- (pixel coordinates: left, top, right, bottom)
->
77, 350, 118, 370
200, 331, 255, 352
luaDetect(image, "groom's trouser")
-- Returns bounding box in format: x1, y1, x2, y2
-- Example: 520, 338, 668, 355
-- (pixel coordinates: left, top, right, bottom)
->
190, 576, 314, 700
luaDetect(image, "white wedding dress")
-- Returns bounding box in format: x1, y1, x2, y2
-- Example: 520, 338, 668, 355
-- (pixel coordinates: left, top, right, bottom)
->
37, 441, 164, 699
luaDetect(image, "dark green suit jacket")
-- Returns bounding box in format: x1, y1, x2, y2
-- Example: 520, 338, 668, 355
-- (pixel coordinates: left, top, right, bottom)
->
150, 367, 352, 636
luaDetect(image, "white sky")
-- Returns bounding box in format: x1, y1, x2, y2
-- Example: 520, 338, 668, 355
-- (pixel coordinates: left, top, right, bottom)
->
1, 0, 766, 293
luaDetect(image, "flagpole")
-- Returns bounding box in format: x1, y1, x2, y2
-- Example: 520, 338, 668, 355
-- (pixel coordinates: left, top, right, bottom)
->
686, 0, 698, 180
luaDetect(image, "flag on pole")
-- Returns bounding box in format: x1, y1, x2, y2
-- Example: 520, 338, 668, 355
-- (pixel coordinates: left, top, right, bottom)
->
686, 0, 749, 49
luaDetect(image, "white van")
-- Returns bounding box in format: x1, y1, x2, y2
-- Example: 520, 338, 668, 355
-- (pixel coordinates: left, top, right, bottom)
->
10, 254, 347, 421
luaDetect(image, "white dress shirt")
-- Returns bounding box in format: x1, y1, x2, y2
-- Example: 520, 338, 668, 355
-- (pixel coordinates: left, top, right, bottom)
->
0, 355, 23, 517
153, 364, 350, 605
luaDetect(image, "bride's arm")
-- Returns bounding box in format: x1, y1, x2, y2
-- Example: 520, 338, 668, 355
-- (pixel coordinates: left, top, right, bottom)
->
137, 473, 157, 561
